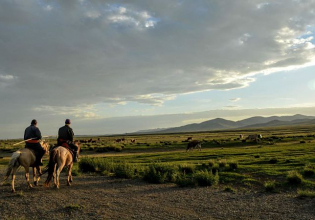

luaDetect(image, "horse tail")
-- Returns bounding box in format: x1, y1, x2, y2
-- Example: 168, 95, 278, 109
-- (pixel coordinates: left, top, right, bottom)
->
4, 151, 21, 181
44, 149, 58, 186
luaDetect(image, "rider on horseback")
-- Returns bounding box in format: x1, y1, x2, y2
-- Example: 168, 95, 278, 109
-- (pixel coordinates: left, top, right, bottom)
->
57, 119, 79, 162
24, 119, 45, 166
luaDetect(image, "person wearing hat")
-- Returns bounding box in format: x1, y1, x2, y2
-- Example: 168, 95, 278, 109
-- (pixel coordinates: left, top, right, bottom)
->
57, 119, 79, 162
24, 119, 45, 166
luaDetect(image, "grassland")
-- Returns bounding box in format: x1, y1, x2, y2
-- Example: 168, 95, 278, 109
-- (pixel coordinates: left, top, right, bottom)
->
1, 124, 315, 193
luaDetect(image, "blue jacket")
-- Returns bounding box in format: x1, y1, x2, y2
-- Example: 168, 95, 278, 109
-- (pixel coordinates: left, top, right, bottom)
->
24, 125, 42, 140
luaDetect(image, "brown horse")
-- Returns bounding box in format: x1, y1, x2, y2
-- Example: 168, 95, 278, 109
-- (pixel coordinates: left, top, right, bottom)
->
44, 141, 80, 189
2, 140, 50, 192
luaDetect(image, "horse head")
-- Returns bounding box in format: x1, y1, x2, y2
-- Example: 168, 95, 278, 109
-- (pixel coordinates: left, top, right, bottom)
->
74, 140, 81, 156
40, 140, 50, 155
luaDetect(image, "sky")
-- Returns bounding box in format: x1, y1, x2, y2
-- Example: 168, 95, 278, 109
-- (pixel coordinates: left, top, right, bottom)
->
1, 0, 315, 139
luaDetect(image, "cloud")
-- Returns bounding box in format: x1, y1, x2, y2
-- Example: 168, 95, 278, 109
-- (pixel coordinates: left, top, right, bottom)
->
33, 105, 101, 119
230, 98, 241, 102
223, 105, 239, 109
1, 0, 315, 132
0, 74, 17, 88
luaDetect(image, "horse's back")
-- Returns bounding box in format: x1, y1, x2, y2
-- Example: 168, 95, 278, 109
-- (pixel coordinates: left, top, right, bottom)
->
52, 146, 72, 164
13, 148, 36, 166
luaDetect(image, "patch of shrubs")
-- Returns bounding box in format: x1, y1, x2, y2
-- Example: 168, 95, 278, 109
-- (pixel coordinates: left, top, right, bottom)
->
264, 180, 277, 193
223, 186, 236, 193
95, 146, 122, 152
194, 170, 219, 187
228, 161, 238, 170
143, 163, 179, 184
218, 159, 227, 168
298, 189, 315, 198
269, 158, 278, 164
178, 164, 195, 174
113, 162, 138, 179
176, 170, 219, 187
287, 170, 303, 185
208, 160, 216, 168
79, 157, 113, 173
176, 175, 197, 187
303, 164, 315, 177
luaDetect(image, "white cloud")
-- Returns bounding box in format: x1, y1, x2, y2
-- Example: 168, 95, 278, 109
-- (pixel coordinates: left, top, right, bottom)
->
33, 105, 101, 119
0, 74, 17, 88
43, 5, 53, 11
85, 10, 101, 19
0, 74, 15, 80
256, 2, 270, 9
230, 98, 241, 102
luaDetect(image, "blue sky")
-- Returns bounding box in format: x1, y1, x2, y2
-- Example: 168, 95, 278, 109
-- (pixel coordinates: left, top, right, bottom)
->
101, 66, 315, 118
1, 0, 315, 138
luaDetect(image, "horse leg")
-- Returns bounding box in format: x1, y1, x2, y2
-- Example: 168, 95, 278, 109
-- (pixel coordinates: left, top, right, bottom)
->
53, 164, 57, 187
33, 167, 41, 186
24, 166, 33, 189
55, 163, 65, 189
33, 167, 37, 186
67, 164, 73, 186
35, 166, 42, 185
11, 166, 18, 193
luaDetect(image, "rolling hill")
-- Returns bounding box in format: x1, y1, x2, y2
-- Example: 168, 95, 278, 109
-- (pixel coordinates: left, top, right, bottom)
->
137, 114, 315, 134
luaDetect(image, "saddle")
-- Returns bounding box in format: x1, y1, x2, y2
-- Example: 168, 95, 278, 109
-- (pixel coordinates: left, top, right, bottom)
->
61, 142, 74, 158
50, 143, 74, 159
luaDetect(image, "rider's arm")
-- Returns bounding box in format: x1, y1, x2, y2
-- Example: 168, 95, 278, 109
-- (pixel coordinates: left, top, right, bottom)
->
34, 127, 42, 140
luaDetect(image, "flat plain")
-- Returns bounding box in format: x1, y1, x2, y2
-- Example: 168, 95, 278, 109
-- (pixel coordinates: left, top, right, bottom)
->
1, 125, 315, 219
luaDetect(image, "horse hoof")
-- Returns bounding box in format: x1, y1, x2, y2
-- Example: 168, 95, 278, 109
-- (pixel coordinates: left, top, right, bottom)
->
11, 189, 15, 193
34, 181, 38, 186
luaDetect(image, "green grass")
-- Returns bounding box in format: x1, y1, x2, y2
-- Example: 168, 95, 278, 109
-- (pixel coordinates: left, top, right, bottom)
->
298, 189, 315, 198
1, 125, 315, 191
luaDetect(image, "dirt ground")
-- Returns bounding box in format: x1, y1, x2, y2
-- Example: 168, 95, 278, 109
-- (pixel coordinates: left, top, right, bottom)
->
0, 171, 315, 220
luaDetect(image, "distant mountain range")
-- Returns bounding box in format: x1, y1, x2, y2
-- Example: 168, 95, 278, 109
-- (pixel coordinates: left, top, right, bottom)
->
133, 114, 315, 134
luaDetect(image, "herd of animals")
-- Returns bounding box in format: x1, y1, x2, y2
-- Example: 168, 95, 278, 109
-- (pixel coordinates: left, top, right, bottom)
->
78, 134, 263, 152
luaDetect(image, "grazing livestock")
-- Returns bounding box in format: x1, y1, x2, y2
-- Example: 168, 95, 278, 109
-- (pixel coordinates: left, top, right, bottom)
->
115, 139, 122, 143
115, 138, 126, 143
130, 139, 136, 143
186, 137, 193, 141
246, 134, 263, 142
186, 140, 201, 152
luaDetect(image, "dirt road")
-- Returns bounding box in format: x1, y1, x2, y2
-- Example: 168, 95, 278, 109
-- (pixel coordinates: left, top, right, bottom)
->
1, 172, 315, 220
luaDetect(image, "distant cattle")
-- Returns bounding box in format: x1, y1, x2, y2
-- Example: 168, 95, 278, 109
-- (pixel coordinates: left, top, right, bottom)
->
239, 134, 244, 139
115, 138, 125, 143
246, 134, 263, 142
183, 137, 193, 142
130, 139, 136, 143
186, 140, 201, 152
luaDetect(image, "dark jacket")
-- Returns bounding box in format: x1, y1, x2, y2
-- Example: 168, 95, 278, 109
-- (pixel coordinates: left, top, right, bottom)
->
58, 125, 74, 142
24, 125, 42, 140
